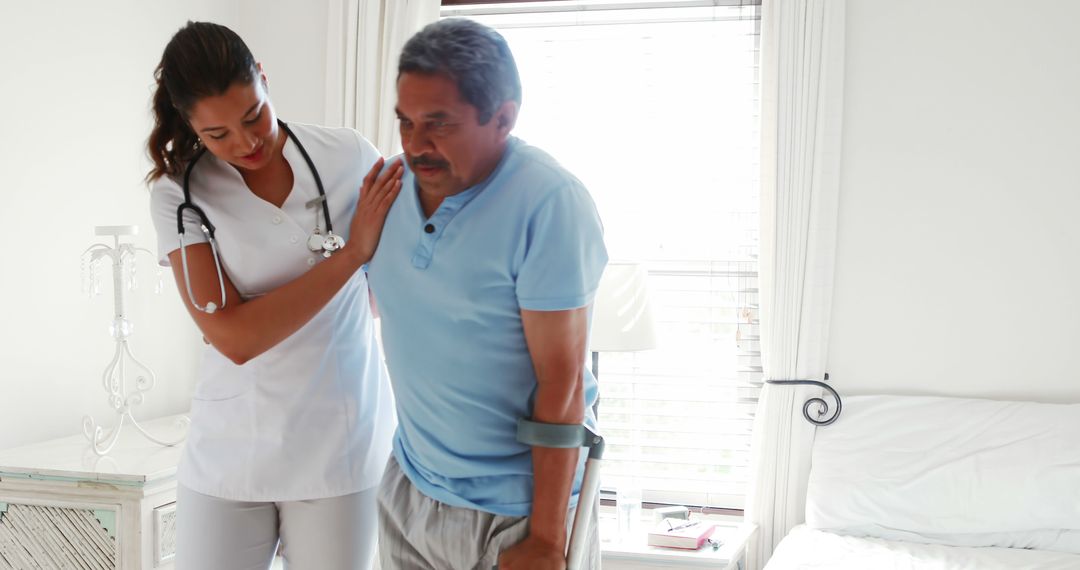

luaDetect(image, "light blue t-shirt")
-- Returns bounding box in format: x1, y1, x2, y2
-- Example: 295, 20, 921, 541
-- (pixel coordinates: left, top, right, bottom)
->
367, 137, 608, 516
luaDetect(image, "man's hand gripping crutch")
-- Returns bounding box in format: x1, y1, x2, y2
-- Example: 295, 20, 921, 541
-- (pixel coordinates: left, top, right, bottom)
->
495, 420, 605, 570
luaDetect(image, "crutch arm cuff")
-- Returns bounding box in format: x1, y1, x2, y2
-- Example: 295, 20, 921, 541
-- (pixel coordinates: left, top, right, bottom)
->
516, 418, 605, 459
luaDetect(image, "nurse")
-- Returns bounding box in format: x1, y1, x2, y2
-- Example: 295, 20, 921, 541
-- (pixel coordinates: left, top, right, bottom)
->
145, 22, 401, 570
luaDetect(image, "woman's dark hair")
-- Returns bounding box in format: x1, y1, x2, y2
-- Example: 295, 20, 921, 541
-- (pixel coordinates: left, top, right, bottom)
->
146, 21, 259, 182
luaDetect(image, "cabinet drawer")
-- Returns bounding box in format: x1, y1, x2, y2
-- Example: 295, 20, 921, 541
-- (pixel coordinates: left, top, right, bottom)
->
153, 502, 177, 567
0, 500, 118, 569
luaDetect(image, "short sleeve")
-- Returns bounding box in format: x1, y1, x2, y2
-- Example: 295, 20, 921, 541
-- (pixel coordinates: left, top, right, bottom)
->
515, 183, 609, 311
149, 175, 207, 266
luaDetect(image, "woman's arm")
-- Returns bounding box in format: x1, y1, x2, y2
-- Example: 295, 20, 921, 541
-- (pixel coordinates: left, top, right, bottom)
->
168, 158, 402, 365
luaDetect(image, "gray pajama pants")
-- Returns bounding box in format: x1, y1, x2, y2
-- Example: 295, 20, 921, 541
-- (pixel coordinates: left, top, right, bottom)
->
175, 484, 379, 570
376, 456, 600, 570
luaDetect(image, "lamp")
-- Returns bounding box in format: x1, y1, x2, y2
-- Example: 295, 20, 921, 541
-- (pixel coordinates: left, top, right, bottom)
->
589, 261, 658, 381
589, 261, 657, 529
81, 225, 189, 455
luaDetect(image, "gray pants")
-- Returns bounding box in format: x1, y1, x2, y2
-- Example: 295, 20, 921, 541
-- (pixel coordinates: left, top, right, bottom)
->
176, 484, 379, 570
376, 456, 600, 570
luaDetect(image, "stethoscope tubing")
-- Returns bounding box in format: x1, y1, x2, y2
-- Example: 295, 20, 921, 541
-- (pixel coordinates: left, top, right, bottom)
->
175, 120, 330, 313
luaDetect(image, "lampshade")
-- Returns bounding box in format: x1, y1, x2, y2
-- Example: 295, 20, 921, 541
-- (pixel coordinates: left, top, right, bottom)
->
589, 261, 657, 352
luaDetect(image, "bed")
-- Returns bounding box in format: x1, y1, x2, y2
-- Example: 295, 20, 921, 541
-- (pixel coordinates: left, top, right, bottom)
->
762, 390, 1080, 570
768, 524, 1080, 569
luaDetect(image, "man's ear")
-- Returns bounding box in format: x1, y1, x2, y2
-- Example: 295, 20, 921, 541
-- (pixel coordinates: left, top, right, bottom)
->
493, 100, 519, 135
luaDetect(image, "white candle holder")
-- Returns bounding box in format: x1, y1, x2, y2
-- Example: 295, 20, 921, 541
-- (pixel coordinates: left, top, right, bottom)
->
80, 225, 189, 455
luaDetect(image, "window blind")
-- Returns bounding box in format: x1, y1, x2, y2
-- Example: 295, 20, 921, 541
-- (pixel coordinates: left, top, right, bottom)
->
445, 0, 762, 511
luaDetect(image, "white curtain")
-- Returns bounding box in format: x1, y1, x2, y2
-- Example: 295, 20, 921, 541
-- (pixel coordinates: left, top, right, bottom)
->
745, 1, 845, 569
324, 0, 441, 155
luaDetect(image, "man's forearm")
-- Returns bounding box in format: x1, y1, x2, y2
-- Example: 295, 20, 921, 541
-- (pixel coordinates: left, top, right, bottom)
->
528, 377, 584, 550
519, 307, 591, 554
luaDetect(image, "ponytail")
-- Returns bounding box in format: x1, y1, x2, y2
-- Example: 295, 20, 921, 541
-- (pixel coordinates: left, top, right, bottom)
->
146, 65, 200, 182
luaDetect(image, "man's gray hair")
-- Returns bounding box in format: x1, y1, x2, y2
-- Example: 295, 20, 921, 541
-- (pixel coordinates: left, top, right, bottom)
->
398, 18, 522, 125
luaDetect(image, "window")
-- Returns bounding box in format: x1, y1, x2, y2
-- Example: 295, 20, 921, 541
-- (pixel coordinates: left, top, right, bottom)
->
445, 0, 762, 511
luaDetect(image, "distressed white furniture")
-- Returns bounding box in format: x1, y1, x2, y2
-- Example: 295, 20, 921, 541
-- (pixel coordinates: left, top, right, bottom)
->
0, 415, 187, 569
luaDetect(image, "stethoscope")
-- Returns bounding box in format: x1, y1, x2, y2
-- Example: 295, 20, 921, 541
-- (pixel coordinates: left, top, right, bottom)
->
176, 120, 345, 314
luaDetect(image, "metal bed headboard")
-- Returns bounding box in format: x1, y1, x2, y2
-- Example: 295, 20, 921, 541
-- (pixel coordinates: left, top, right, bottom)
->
764, 376, 843, 426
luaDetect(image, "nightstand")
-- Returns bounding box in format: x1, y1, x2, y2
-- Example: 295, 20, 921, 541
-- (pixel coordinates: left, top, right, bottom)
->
0, 415, 187, 569
601, 520, 757, 570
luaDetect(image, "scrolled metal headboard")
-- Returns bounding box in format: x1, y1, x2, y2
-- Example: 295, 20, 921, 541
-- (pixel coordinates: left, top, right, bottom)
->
763, 379, 843, 426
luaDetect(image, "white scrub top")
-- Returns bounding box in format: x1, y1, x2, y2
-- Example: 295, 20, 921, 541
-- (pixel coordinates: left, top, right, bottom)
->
149, 122, 396, 502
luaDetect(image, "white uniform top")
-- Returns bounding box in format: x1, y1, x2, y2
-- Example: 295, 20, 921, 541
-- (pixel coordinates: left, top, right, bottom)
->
149, 122, 396, 502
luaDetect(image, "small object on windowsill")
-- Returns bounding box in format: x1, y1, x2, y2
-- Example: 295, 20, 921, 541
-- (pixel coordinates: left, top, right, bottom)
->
646, 518, 717, 550
653, 505, 690, 522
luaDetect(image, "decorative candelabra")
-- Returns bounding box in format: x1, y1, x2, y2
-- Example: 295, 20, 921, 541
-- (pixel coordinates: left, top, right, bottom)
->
81, 225, 188, 455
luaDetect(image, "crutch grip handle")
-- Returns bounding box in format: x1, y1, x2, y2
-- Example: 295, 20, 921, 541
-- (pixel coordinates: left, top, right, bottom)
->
492, 419, 605, 570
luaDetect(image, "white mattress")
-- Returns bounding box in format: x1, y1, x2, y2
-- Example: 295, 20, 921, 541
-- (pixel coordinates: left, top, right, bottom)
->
766, 525, 1080, 570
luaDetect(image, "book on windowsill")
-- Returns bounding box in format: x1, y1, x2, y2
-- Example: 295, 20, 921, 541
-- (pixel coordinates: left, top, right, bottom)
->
646, 518, 718, 550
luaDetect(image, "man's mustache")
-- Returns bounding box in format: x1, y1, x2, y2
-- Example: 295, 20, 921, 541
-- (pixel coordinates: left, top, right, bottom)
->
410, 155, 449, 170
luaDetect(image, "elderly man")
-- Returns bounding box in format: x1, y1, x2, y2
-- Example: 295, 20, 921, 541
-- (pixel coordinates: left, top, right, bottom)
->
367, 17, 608, 570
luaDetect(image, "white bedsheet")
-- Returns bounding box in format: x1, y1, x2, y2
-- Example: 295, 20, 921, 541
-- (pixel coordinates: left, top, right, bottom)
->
765, 525, 1080, 570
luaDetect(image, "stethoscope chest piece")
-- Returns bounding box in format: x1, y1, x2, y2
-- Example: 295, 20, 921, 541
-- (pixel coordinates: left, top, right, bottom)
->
307, 233, 326, 252
308, 231, 345, 258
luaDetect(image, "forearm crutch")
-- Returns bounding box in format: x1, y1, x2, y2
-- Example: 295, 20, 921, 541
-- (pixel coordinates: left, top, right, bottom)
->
513, 418, 606, 570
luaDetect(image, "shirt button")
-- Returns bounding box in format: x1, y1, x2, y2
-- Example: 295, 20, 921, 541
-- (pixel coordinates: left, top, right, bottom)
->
307, 258, 316, 266
290, 235, 299, 244
272, 215, 283, 225
424, 224, 435, 234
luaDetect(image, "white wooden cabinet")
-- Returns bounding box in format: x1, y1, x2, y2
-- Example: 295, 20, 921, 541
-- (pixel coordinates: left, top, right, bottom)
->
0, 416, 187, 569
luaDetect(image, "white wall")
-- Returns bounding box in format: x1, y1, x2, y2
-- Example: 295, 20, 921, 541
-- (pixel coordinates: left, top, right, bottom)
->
0, 3, 239, 449
234, 0, 331, 125
828, 0, 1080, 403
